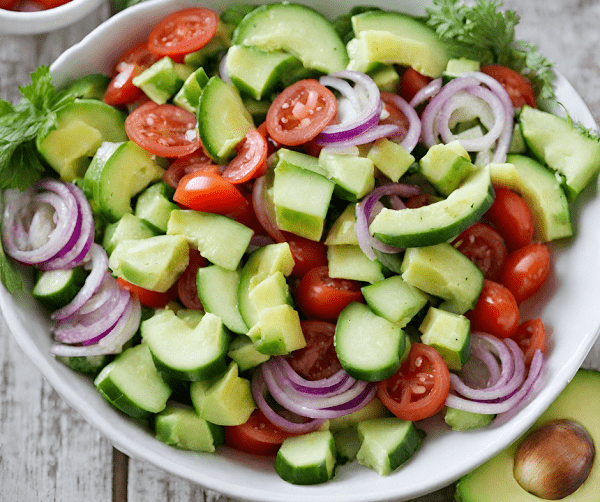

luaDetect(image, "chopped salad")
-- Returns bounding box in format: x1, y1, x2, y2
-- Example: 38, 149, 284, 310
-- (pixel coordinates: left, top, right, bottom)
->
1, 0, 600, 487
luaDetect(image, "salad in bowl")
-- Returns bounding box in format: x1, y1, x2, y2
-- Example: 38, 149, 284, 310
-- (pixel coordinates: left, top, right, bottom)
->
2, 0, 600, 500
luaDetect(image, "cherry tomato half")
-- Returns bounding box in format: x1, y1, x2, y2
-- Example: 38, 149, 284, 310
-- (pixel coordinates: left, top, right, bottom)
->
452, 222, 508, 282
377, 343, 450, 422
500, 243, 551, 304
116, 277, 177, 309
480, 64, 537, 109
379, 92, 410, 140
286, 320, 342, 381
225, 409, 296, 456
173, 170, 247, 215
285, 234, 328, 278
511, 318, 546, 367
294, 266, 363, 322
32, 0, 70, 8
147, 7, 219, 63
125, 101, 201, 158
466, 279, 520, 339
399, 67, 433, 104
176, 248, 207, 310
266, 79, 337, 146
163, 148, 220, 190
484, 186, 534, 251
221, 129, 268, 184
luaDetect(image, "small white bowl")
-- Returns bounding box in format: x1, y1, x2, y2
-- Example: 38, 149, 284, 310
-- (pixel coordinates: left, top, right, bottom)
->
0, 0, 105, 35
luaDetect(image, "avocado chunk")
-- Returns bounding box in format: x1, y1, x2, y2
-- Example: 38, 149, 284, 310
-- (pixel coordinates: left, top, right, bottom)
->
455, 369, 600, 502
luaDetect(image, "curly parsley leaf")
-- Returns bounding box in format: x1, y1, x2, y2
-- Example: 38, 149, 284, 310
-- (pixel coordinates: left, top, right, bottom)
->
425, 0, 557, 102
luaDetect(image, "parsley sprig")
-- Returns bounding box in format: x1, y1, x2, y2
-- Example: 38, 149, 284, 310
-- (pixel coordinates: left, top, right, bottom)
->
0, 66, 79, 292
425, 0, 557, 102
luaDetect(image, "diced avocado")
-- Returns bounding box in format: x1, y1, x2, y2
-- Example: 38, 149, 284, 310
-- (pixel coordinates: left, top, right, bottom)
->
401, 243, 484, 315
318, 150, 375, 201
519, 105, 600, 201
503, 155, 573, 241
167, 209, 252, 271
36, 99, 127, 182
232, 3, 349, 74
328, 397, 387, 430
367, 138, 415, 182
246, 272, 293, 328
103, 213, 157, 256
368, 64, 400, 93
420, 140, 474, 196
455, 369, 600, 502
142, 309, 230, 381
64, 73, 111, 100
327, 244, 384, 284
155, 404, 225, 452
325, 203, 359, 246
198, 76, 254, 163
227, 334, 270, 372
444, 407, 494, 432
442, 58, 481, 82
94, 343, 171, 419
369, 165, 494, 248
273, 161, 335, 241
361, 274, 428, 328
276, 147, 325, 176
190, 362, 256, 426
247, 304, 306, 355
226, 45, 302, 100
419, 306, 471, 371
173, 66, 209, 113
335, 302, 406, 381
356, 417, 425, 476
134, 181, 177, 234
132, 57, 188, 104
275, 430, 337, 485
108, 234, 189, 292
348, 10, 449, 77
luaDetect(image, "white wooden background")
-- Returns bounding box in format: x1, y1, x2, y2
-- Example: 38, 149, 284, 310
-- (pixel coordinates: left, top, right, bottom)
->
2, 0, 600, 500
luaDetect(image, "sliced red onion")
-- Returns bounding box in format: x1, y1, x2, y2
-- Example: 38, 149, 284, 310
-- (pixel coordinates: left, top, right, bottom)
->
219, 53, 231, 84
355, 183, 421, 260
380, 93, 422, 154
319, 76, 362, 113
251, 370, 326, 434
314, 123, 400, 148
409, 77, 442, 108
97, 294, 141, 348
51, 243, 108, 321
278, 357, 354, 394
251, 175, 286, 243
76, 273, 120, 315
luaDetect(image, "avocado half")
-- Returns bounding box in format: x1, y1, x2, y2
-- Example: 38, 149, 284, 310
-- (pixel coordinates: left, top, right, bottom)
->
455, 369, 600, 501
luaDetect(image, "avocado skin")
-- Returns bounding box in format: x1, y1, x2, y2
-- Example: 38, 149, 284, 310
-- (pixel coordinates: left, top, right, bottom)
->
455, 369, 600, 501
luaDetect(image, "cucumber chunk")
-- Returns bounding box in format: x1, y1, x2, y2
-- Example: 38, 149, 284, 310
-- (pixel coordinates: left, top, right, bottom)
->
335, 302, 406, 381
275, 430, 337, 485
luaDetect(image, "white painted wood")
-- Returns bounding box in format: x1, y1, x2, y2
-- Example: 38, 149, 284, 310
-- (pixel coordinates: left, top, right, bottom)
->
2, 1, 600, 501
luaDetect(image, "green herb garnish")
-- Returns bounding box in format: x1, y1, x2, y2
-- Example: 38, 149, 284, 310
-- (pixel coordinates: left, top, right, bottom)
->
425, 0, 557, 102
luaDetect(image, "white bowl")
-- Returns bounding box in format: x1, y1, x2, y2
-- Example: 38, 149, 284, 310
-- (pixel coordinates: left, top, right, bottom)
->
2, 1, 600, 501
0, 0, 105, 35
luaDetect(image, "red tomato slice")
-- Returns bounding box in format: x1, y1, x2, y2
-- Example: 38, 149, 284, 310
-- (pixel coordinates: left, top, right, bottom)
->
284, 234, 328, 278
104, 42, 159, 107
294, 266, 363, 322
480, 64, 537, 109
466, 279, 520, 339
32, 0, 70, 7
484, 186, 534, 251
266, 79, 337, 146
377, 343, 450, 422
147, 7, 219, 63
452, 222, 508, 282
500, 243, 551, 304
399, 67, 433, 104
173, 170, 248, 214
125, 101, 201, 158
511, 318, 546, 367
176, 248, 207, 310
0, 0, 20, 10
116, 277, 177, 309
221, 129, 268, 184
225, 409, 296, 456
286, 320, 342, 381
163, 148, 220, 189
380, 92, 410, 139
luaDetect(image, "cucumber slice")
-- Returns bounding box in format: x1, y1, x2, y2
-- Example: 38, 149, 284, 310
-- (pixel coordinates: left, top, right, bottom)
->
356, 417, 425, 476
94, 343, 172, 419
232, 3, 348, 74
334, 302, 406, 381
56, 354, 111, 376
32, 267, 88, 311
369, 165, 494, 248
275, 430, 337, 485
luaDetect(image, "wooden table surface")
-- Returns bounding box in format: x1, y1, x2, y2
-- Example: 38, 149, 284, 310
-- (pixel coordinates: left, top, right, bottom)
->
2, 1, 600, 501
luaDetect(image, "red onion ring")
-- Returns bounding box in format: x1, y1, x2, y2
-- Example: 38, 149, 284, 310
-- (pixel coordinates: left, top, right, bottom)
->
97, 294, 141, 349
251, 175, 286, 243
409, 77, 442, 108
314, 123, 400, 148
380, 93, 422, 154
278, 357, 354, 394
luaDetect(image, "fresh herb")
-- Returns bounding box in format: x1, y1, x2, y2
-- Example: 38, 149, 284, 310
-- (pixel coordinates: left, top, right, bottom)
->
425, 0, 557, 102
0, 66, 79, 292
